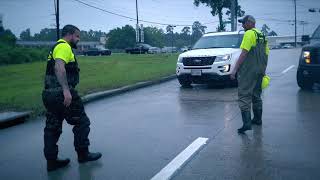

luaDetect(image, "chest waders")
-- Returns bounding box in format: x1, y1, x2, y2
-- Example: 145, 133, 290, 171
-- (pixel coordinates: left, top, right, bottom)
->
42, 42, 91, 161
237, 30, 268, 133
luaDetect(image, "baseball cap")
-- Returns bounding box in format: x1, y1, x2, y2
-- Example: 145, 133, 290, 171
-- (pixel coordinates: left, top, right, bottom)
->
238, 15, 256, 24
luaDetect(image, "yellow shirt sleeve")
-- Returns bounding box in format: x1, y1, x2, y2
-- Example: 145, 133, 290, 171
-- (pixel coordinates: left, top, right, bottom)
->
240, 30, 256, 52
52, 43, 72, 64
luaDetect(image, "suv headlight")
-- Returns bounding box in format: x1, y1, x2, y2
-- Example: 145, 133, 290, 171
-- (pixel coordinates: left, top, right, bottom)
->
177, 56, 183, 63
302, 51, 311, 64
215, 54, 231, 62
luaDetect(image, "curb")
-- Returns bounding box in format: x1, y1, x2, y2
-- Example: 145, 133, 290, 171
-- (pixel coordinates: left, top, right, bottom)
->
0, 111, 32, 129
0, 75, 177, 129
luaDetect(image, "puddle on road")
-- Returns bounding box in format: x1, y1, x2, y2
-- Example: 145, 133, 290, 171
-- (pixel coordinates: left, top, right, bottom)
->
178, 85, 238, 102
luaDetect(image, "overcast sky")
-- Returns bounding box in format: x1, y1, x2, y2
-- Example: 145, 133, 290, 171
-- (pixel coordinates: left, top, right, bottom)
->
0, 0, 319, 38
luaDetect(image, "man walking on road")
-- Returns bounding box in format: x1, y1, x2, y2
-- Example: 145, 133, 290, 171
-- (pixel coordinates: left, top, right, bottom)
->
230, 15, 269, 134
42, 25, 102, 171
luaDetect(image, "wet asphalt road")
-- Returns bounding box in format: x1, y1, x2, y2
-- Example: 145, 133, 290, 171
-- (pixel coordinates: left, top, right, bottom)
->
1, 49, 320, 180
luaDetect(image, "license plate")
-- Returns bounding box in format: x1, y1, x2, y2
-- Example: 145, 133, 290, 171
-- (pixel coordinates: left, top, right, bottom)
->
191, 69, 202, 76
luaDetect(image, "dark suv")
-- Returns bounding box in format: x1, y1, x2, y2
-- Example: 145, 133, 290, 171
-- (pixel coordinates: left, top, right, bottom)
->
125, 43, 151, 54
297, 25, 320, 90
297, 44, 320, 89
84, 47, 111, 56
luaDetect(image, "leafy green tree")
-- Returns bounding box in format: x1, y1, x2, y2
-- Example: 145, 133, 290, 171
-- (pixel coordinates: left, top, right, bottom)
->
261, 24, 270, 35
192, 21, 207, 42
181, 26, 191, 35
194, 0, 245, 32
106, 25, 136, 49
166, 25, 174, 34
0, 29, 16, 46
144, 27, 165, 47
20, 28, 32, 41
33, 28, 56, 41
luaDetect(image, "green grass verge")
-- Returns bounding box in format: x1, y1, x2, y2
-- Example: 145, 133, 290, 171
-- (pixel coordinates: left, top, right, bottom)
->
0, 53, 178, 115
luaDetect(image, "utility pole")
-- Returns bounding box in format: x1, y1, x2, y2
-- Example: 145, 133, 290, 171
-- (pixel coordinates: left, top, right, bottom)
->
231, 0, 236, 31
294, 0, 297, 47
136, 0, 140, 43
170, 25, 176, 53
55, 0, 60, 41
235, 0, 238, 31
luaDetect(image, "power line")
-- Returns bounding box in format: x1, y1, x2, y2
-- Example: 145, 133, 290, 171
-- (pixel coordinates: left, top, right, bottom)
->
71, 0, 214, 27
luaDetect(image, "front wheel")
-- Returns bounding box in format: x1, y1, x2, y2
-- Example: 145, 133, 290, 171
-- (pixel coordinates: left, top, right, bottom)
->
230, 79, 238, 87
297, 70, 313, 90
178, 77, 192, 88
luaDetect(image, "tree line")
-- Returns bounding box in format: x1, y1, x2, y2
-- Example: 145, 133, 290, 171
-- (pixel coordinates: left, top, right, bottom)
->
18, 21, 207, 49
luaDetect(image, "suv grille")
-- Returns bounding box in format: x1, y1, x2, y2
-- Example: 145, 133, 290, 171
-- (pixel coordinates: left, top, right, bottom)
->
182, 57, 216, 66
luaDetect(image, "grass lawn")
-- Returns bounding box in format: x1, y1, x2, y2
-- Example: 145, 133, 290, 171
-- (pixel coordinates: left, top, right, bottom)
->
0, 53, 178, 115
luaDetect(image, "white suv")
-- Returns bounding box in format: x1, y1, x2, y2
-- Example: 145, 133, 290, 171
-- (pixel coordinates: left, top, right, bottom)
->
176, 31, 244, 87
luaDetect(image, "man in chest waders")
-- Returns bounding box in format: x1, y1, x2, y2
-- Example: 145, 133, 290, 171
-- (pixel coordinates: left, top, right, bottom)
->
42, 25, 102, 171
230, 15, 269, 134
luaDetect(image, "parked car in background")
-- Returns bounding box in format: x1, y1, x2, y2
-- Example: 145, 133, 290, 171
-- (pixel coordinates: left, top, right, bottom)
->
148, 47, 161, 54
83, 47, 111, 56
282, 44, 294, 49
161, 47, 178, 53
180, 46, 190, 52
270, 45, 282, 49
125, 43, 152, 54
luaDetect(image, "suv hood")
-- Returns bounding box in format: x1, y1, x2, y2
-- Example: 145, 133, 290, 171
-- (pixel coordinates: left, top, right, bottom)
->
180, 48, 240, 57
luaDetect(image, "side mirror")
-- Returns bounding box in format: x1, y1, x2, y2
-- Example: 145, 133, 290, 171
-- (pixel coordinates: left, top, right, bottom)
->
302, 35, 310, 42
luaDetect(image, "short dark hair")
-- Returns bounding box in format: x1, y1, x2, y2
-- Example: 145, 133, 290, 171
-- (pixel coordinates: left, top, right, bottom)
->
61, 24, 80, 37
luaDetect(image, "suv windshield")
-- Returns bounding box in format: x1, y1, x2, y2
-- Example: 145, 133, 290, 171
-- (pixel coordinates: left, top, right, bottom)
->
193, 34, 243, 49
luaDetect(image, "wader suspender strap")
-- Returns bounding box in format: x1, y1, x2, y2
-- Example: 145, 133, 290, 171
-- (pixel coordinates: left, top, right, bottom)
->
251, 29, 266, 44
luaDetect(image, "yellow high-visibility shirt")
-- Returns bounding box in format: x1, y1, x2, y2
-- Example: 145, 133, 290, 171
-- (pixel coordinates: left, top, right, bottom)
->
240, 28, 270, 55
51, 39, 75, 64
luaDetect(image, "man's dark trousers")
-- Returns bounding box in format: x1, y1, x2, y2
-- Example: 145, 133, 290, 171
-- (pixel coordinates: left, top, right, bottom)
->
42, 88, 90, 160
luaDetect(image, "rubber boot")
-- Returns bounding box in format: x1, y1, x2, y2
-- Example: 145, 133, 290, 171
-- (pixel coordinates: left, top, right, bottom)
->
47, 158, 70, 171
77, 148, 102, 163
238, 111, 252, 134
252, 108, 262, 126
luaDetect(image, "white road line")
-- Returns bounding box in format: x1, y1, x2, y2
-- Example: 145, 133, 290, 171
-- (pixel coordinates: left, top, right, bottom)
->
282, 65, 295, 74
150, 137, 209, 180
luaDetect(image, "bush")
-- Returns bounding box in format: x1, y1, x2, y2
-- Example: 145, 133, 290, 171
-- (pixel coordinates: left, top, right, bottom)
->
0, 44, 48, 65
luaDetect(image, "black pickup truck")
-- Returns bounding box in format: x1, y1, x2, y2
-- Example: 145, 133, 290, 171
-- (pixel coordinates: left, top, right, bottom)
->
83, 48, 111, 56
297, 43, 320, 89
297, 26, 320, 90
125, 43, 151, 54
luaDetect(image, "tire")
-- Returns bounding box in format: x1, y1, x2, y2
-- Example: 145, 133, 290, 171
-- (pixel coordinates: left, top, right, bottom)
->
297, 70, 313, 90
178, 77, 192, 88
230, 79, 238, 87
